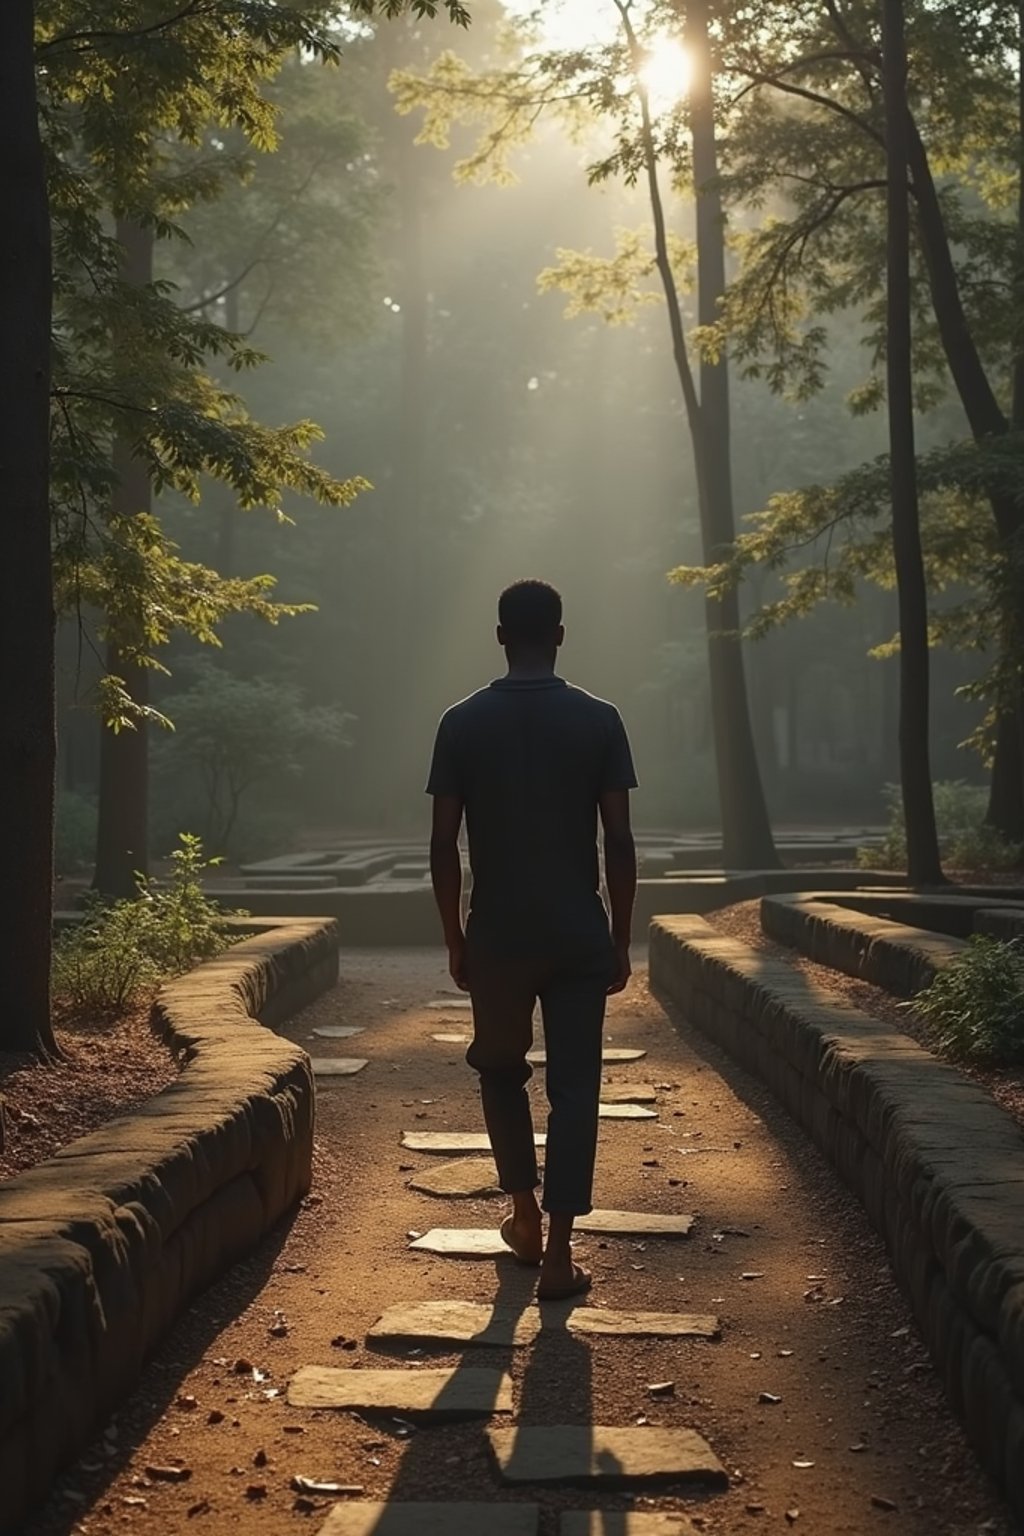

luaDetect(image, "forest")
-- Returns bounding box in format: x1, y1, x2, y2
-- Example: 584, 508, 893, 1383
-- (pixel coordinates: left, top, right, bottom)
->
5, 0, 1024, 1053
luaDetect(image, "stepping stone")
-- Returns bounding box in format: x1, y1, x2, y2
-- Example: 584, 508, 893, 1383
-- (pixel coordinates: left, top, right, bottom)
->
431, 1032, 470, 1044
311, 1025, 364, 1039
565, 1309, 719, 1340
598, 1103, 657, 1120
318, 1506, 539, 1536
577, 1211, 694, 1238
561, 1515, 700, 1535
408, 1158, 502, 1198
288, 1366, 512, 1418
402, 1131, 545, 1155
368, 1301, 541, 1348
528, 1047, 646, 1065
311, 1058, 368, 1077
409, 1229, 509, 1258
599, 1084, 657, 1104
488, 1425, 727, 1487
427, 998, 473, 1011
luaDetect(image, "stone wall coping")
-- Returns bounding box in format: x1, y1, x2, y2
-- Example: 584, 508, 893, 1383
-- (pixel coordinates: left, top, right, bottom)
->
761, 891, 965, 997
0, 915, 338, 1533
649, 913, 1024, 1519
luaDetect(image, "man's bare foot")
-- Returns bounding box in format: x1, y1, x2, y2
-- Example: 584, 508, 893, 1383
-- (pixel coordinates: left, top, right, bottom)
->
500, 1212, 543, 1266
537, 1258, 592, 1302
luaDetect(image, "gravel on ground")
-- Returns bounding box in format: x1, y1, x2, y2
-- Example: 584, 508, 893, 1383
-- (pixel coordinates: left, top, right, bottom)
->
707, 900, 1024, 1134
22, 948, 1017, 1536
0, 1003, 179, 1180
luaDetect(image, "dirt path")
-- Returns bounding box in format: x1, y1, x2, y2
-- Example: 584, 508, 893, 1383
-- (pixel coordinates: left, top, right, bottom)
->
29, 952, 1016, 1536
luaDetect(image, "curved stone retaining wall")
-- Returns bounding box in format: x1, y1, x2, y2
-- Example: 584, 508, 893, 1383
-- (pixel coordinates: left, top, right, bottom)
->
0, 917, 338, 1534
649, 914, 1024, 1521
761, 892, 965, 996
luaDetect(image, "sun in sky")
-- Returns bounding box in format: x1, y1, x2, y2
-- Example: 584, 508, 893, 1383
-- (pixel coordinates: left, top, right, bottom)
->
636, 31, 692, 110
509, 2, 692, 110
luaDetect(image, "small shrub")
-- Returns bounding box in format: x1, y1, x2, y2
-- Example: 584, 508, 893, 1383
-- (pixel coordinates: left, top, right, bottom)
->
859, 781, 1023, 871
54, 791, 98, 874
912, 935, 1024, 1066
52, 833, 243, 1016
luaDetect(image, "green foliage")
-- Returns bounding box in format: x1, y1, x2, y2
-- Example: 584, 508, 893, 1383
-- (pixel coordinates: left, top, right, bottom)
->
52, 833, 241, 1015
153, 666, 354, 854
859, 781, 1023, 871
37, 0, 376, 724
55, 791, 99, 874
912, 936, 1024, 1066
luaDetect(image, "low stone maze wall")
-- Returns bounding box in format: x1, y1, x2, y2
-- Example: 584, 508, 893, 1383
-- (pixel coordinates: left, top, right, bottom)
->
649, 914, 1024, 1521
761, 892, 966, 996
0, 917, 339, 1535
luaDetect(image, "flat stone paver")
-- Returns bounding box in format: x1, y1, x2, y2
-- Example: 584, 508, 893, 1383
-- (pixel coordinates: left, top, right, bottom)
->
407, 1158, 501, 1198
312, 1058, 369, 1077
565, 1308, 719, 1339
431, 1032, 470, 1044
528, 1048, 646, 1065
402, 1131, 546, 1154
311, 1025, 365, 1039
577, 1211, 694, 1238
408, 1228, 509, 1258
318, 1505, 540, 1536
288, 1366, 513, 1418
368, 1301, 541, 1347
427, 998, 473, 1011
561, 1515, 700, 1535
487, 1426, 727, 1487
599, 1084, 657, 1104
598, 1103, 657, 1120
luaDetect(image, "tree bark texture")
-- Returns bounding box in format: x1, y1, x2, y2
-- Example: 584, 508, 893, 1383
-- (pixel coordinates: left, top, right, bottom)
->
882, 0, 944, 885
93, 219, 153, 899
686, 0, 778, 869
907, 100, 1024, 836
0, 1, 60, 1055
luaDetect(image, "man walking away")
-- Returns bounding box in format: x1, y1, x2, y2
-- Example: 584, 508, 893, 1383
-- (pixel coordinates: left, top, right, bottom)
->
427, 579, 638, 1300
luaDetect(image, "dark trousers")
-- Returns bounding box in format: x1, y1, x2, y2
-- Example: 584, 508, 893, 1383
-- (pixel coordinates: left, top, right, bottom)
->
465, 937, 613, 1215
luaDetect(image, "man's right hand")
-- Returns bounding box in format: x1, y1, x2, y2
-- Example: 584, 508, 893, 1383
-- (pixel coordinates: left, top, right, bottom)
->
607, 942, 631, 995
448, 933, 470, 992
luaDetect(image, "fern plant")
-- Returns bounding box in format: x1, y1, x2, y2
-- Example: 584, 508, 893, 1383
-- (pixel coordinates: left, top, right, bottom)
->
912, 936, 1024, 1066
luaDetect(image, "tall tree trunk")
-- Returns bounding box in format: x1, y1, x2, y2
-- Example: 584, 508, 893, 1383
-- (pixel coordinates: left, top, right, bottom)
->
882, 0, 943, 885
687, 0, 778, 868
905, 106, 1024, 836
0, 1, 59, 1055
93, 219, 153, 899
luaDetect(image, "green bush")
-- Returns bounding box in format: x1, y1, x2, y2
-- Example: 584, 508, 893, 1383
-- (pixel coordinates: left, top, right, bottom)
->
859, 780, 1023, 871
52, 833, 243, 1016
912, 935, 1024, 1066
54, 791, 98, 874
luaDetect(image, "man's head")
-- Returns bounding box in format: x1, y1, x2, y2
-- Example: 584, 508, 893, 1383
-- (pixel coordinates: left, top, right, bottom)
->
497, 579, 564, 667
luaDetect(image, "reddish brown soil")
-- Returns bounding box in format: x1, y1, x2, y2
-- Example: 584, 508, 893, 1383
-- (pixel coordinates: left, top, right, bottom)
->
708, 901, 1024, 1135
23, 950, 1016, 1536
0, 1004, 179, 1181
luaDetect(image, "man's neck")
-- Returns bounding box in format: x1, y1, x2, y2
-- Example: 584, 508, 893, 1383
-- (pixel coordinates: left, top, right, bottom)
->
505, 661, 557, 681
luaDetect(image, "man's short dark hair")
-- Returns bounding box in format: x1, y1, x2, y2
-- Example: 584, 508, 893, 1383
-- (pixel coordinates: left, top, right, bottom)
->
498, 580, 563, 647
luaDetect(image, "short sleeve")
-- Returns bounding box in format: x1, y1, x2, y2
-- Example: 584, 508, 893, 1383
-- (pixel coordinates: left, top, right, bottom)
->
426, 711, 463, 797
601, 709, 638, 792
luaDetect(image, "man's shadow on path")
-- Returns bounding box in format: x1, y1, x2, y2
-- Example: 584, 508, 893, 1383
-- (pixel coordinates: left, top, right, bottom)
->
362, 1254, 637, 1535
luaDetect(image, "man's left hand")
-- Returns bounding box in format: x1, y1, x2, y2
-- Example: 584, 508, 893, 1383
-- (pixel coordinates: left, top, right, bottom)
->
607, 942, 631, 995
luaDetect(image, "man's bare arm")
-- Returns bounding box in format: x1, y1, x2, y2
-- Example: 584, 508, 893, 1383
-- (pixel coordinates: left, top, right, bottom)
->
430, 793, 468, 989
599, 789, 637, 994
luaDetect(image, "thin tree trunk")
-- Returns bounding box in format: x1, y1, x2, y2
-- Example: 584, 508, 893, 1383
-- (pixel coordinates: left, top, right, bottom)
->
906, 102, 1024, 837
617, 0, 777, 867
881, 0, 944, 885
687, 0, 778, 868
0, 1, 60, 1055
93, 219, 153, 899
